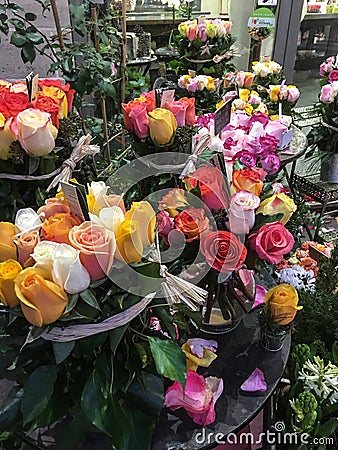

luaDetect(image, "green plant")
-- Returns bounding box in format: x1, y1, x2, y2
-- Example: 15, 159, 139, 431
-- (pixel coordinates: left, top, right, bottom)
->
125, 67, 150, 101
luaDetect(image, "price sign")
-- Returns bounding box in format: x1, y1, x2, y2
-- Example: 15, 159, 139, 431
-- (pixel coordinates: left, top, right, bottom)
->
60, 181, 89, 222
160, 89, 175, 107
258, 0, 277, 5
214, 99, 232, 136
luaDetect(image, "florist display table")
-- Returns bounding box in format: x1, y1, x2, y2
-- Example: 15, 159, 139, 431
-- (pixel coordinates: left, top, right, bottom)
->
151, 308, 291, 450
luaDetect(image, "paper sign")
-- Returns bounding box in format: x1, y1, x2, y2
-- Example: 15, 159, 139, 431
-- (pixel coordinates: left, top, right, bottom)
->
25, 71, 34, 102
60, 181, 89, 222
248, 8, 276, 28
258, 0, 277, 5
160, 89, 175, 107
31, 74, 39, 100
214, 99, 232, 136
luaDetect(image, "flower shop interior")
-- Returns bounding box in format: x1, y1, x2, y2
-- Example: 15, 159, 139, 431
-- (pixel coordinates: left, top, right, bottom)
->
0, 0, 337, 449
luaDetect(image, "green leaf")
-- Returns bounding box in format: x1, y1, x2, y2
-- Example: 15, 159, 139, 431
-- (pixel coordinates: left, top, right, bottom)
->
148, 337, 186, 388
81, 369, 107, 433
8, 18, 25, 30
79, 289, 101, 311
52, 341, 75, 364
318, 417, 338, 438
109, 324, 128, 356
21, 365, 57, 426
58, 413, 87, 450
26, 32, 44, 44
21, 44, 36, 64
127, 372, 164, 420
0, 386, 23, 432
28, 156, 40, 175
10, 31, 26, 47
25, 13, 37, 21
64, 293, 79, 314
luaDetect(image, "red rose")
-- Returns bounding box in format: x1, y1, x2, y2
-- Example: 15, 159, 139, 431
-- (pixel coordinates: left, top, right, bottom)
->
32, 95, 60, 128
200, 230, 247, 273
38, 79, 75, 111
174, 207, 209, 242
0, 92, 30, 119
328, 70, 338, 82
248, 221, 294, 265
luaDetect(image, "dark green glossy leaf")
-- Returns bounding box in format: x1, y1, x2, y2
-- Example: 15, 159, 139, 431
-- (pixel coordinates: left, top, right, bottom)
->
81, 369, 107, 433
25, 13, 37, 21
28, 156, 40, 175
79, 289, 101, 311
57, 413, 87, 450
26, 32, 44, 44
8, 18, 25, 30
109, 324, 128, 356
21, 44, 36, 64
10, 31, 26, 47
64, 293, 79, 314
148, 336, 186, 388
21, 365, 57, 425
0, 386, 23, 432
318, 417, 338, 438
52, 341, 75, 364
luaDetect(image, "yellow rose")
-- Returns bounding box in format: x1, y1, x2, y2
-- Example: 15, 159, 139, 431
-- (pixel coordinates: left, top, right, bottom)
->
115, 220, 144, 264
14, 267, 68, 327
0, 259, 22, 306
0, 117, 17, 160
264, 284, 302, 326
239, 89, 250, 102
39, 86, 68, 118
147, 108, 177, 146
159, 188, 189, 218
270, 114, 279, 121
206, 77, 215, 91
124, 201, 156, 248
13, 109, 58, 156
270, 86, 280, 102
257, 193, 297, 225
244, 103, 253, 115
216, 99, 225, 110
0, 222, 16, 262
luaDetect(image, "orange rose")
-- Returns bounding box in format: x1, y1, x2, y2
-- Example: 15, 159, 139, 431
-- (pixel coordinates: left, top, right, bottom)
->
14, 230, 40, 268
0, 222, 16, 262
174, 207, 209, 242
232, 169, 264, 196
41, 213, 81, 245
264, 284, 302, 326
37, 197, 70, 219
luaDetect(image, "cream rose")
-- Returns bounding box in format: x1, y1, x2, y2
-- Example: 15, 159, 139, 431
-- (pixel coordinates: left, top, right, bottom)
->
15, 207, 42, 234
0, 116, 17, 160
10, 108, 58, 156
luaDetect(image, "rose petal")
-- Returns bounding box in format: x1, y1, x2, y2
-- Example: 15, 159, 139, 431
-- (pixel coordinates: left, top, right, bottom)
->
240, 368, 267, 393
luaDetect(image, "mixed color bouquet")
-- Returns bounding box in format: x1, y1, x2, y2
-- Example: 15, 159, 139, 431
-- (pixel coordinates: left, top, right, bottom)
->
251, 57, 283, 88
178, 73, 222, 113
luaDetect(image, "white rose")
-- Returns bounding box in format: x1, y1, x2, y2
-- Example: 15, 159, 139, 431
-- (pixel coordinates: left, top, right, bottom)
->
52, 244, 90, 294
15, 207, 42, 234
31, 241, 58, 271
89, 206, 125, 235
11, 108, 57, 156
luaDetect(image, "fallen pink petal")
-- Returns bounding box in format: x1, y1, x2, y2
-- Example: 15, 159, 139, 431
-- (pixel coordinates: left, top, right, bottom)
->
240, 368, 267, 393
186, 338, 218, 358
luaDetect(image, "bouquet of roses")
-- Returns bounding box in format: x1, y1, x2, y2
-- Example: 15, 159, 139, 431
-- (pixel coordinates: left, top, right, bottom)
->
174, 17, 237, 77
122, 89, 196, 155
251, 56, 283, 88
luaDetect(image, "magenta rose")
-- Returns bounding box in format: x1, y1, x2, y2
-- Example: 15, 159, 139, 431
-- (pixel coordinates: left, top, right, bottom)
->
260, 135, 278, 152
235, 150, 257, 168
328, 70, 338, 82
248, 221, 294, 265
260, 151, 281, 175
249, 112, 269, 127
157, 211, 174, 245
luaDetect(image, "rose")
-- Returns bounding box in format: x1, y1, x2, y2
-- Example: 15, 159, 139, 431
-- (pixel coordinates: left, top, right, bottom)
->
264, 284, 302, 326
147, 108, 177, 146
248, 221, 294, 264
232, 169, 264, 196
158, 188, 189, 217
51, 243, 91, 294
236, 71, 254, 88
227, 190, 260, 235
234, 150, 257, 168
87, 181, 125, 216
38, 79, 75, 112
0, 222, 16, 262
162, 100, 188, 127
41, 212, 81, 245
0, 81, 11, 93
10, 82, 28, 94
122, 101, 149, 139
187, 21, 198, 41
37, 197, 70, 219
249, 112, 269, 127
259, 135, 278, 152
206, 22, 217, 39
115, 220, 144, 264
257, 193, 296, 225
37, 85, 71, 119
90, 206, 125, 235
31, 241, 58, 272
328, 70, 338, 82
124, 201, 156, 248
165, 370, 223, 426
135, 90, 156, 112
174, 207, 209, 242
287, 85, 300, 102
320, 84, 336, 103
32, 94, 60, 128
260, 151, 281, 175
249, 93, 261, 105
239, 89, 250, 103
184, 166, 229, 211
0, 259, 22, 306
264, 119, 289, 142
68, 221, 116, 280
269, 85, 280, 102
14, 267, 68, 327
15, 207, 42, 234
157, 211, 174, 245
10, 109, 58, 156
0, 117, 17, 160
200, 230, 247, 273
178, 97, 196, 126
0, 92, 29, 119
197, 22, 207, 42
14, 230, 40, 268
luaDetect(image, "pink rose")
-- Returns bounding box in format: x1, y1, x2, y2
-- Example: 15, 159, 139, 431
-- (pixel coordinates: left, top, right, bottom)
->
197, 23, 208, 42
184, 166, 229, 211
186, 79, 199, 93
235, 150, 257, 168
178, 97, 196, 126
163, 100, 188, 127
68, 221, 115, 280
165, 370, 223, 426
328, 69, 338, 82
157, 211, 174, 245
287, 86, 300, 102
228, 190, 260, 235
259, 135, 278, 152
320, 84, 336, 103
260, 151, 281, 175
187, 23, 198, 41
264, 119, 288, 142
249, 112, 269, 127
248, 221, 294, 265
121, 101, 149, 139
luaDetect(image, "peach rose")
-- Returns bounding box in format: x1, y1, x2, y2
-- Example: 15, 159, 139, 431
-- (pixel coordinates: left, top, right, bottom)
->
232, 169, 264, 197
158, 188, 189, 218
14, 230, 40, 268
68, 221, 116, 280
0, 222, 16, 262
174, 207, 209, 242
41, 213, 81, 245
37, 197, 70, 219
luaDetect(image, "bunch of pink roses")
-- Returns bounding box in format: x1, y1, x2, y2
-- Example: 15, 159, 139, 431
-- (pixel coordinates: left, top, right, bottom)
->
319, 54, 338, 81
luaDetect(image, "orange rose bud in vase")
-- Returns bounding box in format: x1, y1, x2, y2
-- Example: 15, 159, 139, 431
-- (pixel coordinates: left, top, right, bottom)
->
264, 284, 302, 326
